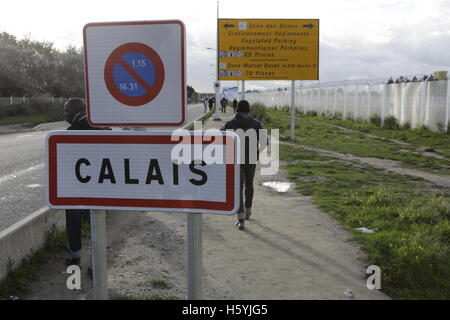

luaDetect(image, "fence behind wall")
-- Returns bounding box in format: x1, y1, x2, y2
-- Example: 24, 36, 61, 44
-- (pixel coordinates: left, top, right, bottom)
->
246, 79, 450, 132
0, 96, 66, 106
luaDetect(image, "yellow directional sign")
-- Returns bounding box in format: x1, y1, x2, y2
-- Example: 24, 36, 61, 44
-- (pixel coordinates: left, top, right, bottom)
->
218, 19, 319, 80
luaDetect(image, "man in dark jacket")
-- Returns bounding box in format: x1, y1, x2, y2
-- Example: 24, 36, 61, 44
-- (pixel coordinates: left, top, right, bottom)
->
222, 100, 263, 230
63, 98, 104, 274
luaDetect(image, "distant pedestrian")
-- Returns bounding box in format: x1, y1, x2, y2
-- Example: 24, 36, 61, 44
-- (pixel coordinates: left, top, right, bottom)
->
220, 97, 228, 113
203, 97, 208, 113
63, 97, 107, 278
232, 99, 238, 113
208, 98, 214, 111
221, 100, 264, 230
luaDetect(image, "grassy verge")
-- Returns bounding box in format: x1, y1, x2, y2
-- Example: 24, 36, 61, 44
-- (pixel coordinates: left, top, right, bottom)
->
0, 225, 67, 299
311, 115, 450, 157
0, 101, 64, 126
258, 104, 450, 299
186, 109, 214, 130
268, 109, 450, 176
0, 114, 49, 126
0, 214, 90, 300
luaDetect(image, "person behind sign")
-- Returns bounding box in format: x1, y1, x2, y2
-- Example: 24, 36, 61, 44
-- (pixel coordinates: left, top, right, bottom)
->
63, 97, 107, 277
221, 100, 263, 230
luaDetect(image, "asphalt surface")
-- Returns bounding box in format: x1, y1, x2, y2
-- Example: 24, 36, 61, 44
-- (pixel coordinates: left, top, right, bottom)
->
0, 103, 207, 232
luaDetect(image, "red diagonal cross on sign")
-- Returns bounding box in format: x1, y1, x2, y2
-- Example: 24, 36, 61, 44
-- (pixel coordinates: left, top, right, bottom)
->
104, 42, 165, 106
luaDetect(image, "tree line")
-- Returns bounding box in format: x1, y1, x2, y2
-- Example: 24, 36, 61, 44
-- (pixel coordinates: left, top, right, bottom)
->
0, 31, 84, 98
0, 31, 201, 101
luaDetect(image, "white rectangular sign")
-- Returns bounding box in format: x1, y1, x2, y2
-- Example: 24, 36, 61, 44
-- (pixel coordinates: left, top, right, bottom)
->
46, 131, 239, 214
83, 20, 186, 127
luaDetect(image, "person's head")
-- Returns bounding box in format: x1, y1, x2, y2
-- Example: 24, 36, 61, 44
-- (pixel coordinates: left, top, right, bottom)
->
237, 100, 250, 113
63, 98, 86, 123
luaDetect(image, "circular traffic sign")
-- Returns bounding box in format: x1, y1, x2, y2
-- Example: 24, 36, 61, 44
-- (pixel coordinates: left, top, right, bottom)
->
104, 42, 165, 106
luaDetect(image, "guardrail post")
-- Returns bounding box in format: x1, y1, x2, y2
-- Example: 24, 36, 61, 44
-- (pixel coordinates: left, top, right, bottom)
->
446, 80, 450, 132
367, 84, 372, 122
290, 80, 295, 140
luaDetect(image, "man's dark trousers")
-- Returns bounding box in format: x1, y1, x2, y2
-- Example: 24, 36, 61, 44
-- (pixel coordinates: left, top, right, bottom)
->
66, 209, 89, 257
238, 164, 256, 218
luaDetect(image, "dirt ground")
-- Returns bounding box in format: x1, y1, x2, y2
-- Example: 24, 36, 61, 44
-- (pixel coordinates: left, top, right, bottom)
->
22, 109, 390, 300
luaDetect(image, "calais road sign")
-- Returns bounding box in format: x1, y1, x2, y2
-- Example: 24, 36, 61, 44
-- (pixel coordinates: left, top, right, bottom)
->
46, 131, 239, 215
218, 19, 319, 80
83, 20, 186, 126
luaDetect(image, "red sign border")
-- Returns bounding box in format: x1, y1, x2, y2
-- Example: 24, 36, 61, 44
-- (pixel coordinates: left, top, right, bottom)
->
47, 134, 236, 213
83, 20, 186, 127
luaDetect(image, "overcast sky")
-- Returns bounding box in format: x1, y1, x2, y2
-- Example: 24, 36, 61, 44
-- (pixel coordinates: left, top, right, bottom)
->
1, 0, 449, 92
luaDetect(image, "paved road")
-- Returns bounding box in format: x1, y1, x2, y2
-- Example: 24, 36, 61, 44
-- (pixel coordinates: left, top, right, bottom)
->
0, 103, 206, 232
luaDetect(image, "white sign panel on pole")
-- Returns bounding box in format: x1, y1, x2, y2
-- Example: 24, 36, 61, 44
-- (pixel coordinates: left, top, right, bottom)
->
45, 130, 239, 215
83, 20, 186, 127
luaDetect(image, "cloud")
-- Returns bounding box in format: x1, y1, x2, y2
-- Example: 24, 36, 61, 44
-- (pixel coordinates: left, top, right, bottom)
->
1, 0, 450, 93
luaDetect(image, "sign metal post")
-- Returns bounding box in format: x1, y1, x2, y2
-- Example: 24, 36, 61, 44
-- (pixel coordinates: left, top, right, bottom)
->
187, 213, 203, 299
90, 209, 108, 300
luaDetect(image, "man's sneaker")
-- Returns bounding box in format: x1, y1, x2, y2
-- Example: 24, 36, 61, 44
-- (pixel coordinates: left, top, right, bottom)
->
236, 219, 245, 230
65, 257, 80, 266
245, 207, 252, 220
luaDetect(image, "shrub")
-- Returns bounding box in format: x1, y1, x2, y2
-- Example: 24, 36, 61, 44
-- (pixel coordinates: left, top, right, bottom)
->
332, 112, 343, 120
383, 116, 399, 130
436, 122, 446, 134
369, 114, 381, 127
305, 110, 317, 117
402, 122, 411, 130
250, 103, 272, 124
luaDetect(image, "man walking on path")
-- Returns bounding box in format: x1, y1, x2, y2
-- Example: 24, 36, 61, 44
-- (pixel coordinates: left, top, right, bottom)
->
232, 99, 238, 113
220, 97, 228, 113
222, 100, 263, 230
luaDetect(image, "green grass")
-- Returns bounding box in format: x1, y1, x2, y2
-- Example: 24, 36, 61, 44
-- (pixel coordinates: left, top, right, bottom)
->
149, 278, 171, 289
0, 225, 67, 299
0, 101, 64, 125
0, 113, 49, 126
312, 114, 450, 156
269, 109, 450, 175
258, 104, 450, 299
0, 212, 90, 300
279, 144, 450, 299
186, 109, 214, 130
